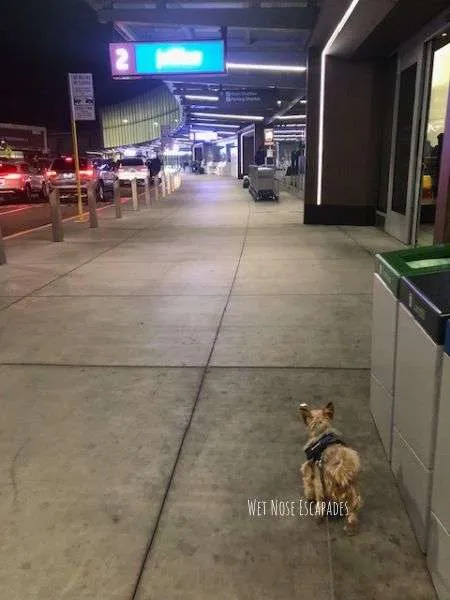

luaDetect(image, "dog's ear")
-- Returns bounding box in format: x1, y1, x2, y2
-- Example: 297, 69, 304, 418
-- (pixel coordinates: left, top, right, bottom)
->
323, 401, 334, 420
299, 403, 311, 424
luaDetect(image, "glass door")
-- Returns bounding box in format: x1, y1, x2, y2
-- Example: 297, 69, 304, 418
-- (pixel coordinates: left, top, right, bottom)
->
385, 46, 425, 244
415, 33, 450, 246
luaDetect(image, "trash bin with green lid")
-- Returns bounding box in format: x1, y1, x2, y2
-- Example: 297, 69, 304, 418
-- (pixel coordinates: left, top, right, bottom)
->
371, 244, 450, 462
428, 320, 450, 600
392, 271, 450, 553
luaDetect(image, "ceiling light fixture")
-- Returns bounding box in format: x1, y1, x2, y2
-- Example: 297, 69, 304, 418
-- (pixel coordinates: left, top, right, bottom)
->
185, 94, 219, 101
317, 0, 362, 205
226, 62, 306, 73
191, 112, 264, 121
275, 115, 306, 120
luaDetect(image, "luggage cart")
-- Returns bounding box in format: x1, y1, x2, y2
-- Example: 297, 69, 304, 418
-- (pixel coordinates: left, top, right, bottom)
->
248, 165, 279, 201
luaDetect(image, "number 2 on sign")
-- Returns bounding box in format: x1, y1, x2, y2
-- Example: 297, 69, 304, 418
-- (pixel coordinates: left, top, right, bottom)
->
115, 48, 129, 72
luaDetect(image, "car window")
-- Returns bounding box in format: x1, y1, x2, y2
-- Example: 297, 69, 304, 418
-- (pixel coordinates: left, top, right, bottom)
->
21, 163, 30, 173
51, 157, 90, 171
118, 158, 145, 167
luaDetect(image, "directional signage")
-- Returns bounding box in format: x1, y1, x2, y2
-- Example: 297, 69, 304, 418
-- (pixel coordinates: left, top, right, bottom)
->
219, 88, 277, 113
109, 41, 226, 77
68, 73, 96, 121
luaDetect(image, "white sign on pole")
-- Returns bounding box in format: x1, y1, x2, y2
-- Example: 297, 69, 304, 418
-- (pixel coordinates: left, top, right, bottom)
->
68, 73, 96, 121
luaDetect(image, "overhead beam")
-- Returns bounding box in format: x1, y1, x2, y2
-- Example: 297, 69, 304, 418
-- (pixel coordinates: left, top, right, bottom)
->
114, 22, 136, 41
227, 50, 307, 65
267, 94, 306, 123
98, 7, 316, 30
163, 72, 306, 89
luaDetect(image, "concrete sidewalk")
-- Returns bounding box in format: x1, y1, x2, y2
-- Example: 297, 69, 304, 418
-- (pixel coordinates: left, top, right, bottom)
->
0, 175, 436, 599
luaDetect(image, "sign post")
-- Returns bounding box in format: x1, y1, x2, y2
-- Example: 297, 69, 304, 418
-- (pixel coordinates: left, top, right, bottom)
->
68, 73, 96, 221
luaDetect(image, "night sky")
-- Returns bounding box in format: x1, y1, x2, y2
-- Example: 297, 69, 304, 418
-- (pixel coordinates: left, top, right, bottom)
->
0, 0, 157, 130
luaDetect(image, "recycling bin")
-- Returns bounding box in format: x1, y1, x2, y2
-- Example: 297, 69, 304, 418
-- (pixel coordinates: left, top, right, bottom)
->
427, 320, 450, 600
392, 271, 450, 552
371, 245, 450, 461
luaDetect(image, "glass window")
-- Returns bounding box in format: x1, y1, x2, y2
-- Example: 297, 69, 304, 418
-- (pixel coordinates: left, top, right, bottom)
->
118, 158, 145, 167
417, 35, 450, 243
51, 157, 90, 171
423, 41, 450, 196
392, 63, 417, 215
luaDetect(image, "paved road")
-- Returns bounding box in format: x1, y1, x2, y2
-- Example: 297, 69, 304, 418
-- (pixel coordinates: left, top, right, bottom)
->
0, 199, 115, 238
0, 183, 151, 237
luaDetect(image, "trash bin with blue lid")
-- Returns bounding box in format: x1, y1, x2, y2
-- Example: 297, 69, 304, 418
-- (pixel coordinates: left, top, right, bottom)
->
427, 319, 450, 600
392, 271, 450, 552
371, 244, 450, 461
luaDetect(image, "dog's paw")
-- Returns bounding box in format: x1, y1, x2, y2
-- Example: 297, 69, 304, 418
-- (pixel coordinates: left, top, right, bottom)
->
344, 522, 359, 535
315, 514, 325, 525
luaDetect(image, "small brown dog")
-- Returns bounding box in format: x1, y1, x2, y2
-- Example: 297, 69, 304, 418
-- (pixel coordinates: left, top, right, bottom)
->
299, 401, 362, 532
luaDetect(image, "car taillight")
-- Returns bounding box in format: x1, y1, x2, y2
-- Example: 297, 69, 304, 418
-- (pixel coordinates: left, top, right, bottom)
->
79, 169, 94, 178
46, 170, 57, 178
4, 173, 23, 180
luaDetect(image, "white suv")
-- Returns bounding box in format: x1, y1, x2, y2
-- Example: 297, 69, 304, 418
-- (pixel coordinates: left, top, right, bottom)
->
117, 157, 148, 184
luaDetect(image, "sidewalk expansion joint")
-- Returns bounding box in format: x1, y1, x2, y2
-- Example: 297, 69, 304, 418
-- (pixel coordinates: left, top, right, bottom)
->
0, 203, 184, 314
127, 196, 252, 600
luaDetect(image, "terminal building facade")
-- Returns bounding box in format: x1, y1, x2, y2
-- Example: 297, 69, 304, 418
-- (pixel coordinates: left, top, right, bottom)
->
90, 0, 450, 246
100, 84, 181, 150
305, 1, 450, 247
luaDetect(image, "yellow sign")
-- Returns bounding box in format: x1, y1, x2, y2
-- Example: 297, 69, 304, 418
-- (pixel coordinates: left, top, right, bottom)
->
0, 143, 13, 158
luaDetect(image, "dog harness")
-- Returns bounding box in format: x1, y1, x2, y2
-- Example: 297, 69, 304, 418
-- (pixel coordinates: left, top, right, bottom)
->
304, 432, 345, 463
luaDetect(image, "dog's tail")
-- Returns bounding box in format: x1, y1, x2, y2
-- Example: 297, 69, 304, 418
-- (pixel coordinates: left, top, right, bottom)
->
327, 448, 360, 490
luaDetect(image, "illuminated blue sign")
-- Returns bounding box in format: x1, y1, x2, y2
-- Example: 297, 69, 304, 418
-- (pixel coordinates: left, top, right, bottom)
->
110, 41, 226, 77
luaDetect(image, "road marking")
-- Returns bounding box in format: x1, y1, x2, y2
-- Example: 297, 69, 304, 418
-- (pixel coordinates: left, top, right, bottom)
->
4, 196, 136, 240
0, 204, 45, 216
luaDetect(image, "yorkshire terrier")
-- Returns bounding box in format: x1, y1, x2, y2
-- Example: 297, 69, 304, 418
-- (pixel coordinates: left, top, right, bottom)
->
299, 401, 362, 532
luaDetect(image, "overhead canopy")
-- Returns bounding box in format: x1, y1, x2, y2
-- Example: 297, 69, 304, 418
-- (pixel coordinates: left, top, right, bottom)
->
86, 0, 316, 135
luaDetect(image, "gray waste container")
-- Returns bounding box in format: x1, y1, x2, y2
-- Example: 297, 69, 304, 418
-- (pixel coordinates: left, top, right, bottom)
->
392, 271, 450, 552
427, 320, 450, 600
371, 245, 450, 461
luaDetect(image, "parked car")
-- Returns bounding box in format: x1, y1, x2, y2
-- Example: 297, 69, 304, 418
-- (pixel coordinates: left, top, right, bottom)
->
0, 160, 49, 202
97, 160, 118, 193
46, 156, 114, 200
117, 157, 148, 184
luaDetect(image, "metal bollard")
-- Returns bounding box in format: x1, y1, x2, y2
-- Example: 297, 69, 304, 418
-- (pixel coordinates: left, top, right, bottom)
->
114, 179, 122, 219
144, 176, 151, 208
161, 174, 167, 198
0, 225, 6, 264
131, 178, 139, 211
49, 187, 64, 242
154, 177, 159, 202
87, 183, 99, 228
